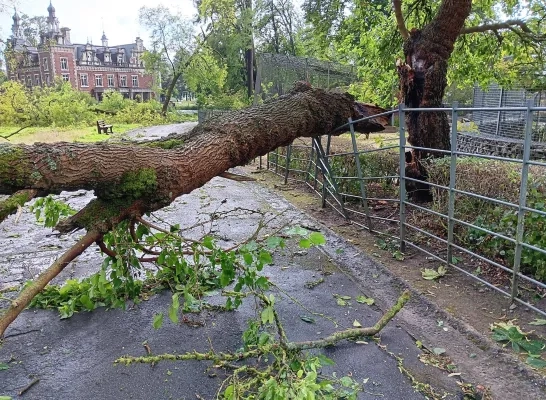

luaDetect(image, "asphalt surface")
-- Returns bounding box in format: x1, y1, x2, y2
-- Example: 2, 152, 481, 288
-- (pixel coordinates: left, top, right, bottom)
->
0, 122, 429, 399
9, 121, 546, 399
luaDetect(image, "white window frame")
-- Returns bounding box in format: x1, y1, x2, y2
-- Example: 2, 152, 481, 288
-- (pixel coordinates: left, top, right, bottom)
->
34, 74, 40, 85
120, 75, 127, 87
60, 57, 68, 71
95, 74, 103, 87
45, 73, 50, 85
62, 73, 70, 82
131, 75, 138, 87
107, 74, 114, 87
43, 58, 48, 71
80, 73, 89, 87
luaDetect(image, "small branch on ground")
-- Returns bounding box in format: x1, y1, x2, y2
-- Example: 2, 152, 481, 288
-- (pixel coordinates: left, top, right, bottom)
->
115, 291, 410, 366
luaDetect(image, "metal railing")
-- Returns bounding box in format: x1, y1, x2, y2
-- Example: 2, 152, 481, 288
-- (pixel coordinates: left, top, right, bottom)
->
267, 103, 546, 316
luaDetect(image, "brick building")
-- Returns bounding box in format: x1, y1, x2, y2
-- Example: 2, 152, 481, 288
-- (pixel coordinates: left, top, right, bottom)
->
6, 2, 155, 101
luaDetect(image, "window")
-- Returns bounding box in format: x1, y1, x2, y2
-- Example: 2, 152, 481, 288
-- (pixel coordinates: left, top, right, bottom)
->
60, 57, 68, 70
34, 74, 40, 85
117, 55, 123, 65
45, 74, 50, 85
26, 75, 32, 86
43, 58, 48, 71
62, 73, 70, 82
95, 74, 103, 87
120, 75, 127, 87
131, 75, 138, 87
107, 74, 114, 87
80, 73, 89, 87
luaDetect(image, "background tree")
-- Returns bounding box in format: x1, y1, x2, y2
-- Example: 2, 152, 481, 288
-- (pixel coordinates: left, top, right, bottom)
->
303, 0, 546, 199
196, 0, 256, 98
19, 14, 48, 46
254, 0, 302, 56
139, 6, 195, 115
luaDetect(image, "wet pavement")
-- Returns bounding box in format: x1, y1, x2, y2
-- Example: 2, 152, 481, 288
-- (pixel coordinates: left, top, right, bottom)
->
1, 122, 543, 399
0, 122, 431, 399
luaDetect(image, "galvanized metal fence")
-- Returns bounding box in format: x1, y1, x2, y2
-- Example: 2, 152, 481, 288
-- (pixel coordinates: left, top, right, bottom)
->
473, 84, 546, 141
267, 103, 546, 316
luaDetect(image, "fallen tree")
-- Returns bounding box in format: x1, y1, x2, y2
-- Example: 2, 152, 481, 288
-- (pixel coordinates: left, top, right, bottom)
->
0, 83, 388, 336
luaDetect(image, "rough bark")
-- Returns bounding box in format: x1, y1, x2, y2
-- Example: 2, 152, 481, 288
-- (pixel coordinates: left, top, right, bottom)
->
395, 0, 472, 200
0, 83, 388, 233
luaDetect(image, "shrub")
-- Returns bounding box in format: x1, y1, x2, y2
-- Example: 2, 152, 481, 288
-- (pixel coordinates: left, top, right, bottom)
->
427, 157, 546, 281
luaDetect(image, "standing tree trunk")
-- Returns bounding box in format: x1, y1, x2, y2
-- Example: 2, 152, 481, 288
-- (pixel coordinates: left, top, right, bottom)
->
395, 0, 472, 200
161, 71, 182, 115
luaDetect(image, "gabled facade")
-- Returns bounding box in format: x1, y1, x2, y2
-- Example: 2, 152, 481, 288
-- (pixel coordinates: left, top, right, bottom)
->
6, 2, 155, 101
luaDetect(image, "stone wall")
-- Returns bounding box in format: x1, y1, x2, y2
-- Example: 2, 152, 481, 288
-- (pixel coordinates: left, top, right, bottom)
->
457, 132, 546, 160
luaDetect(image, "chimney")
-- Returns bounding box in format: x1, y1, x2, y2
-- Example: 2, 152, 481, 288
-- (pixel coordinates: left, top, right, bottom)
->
61, 27, 71, 44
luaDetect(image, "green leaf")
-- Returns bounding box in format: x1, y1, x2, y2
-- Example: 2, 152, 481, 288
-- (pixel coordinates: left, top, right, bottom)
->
153, 313, 164, 329
266, 236, 283, 249
336, 298, 347, 306
340, 376, 354, 387
224, 384, 235, 399
299, 238, 312, 249
309, 232, 326, 246
168, 293, 180, 324
243, 252, 253, 265
422, 266, 447, 280
0, 397, 13, 400
259, 250, 273, 265
526, 356, 546, 369
79, 294, 95, 311
300, 315, 316, 324
0, 363, 9, 371
286, 226, 309, 236
433, 348, 446, 355
261, 306, 274, 324
353, 319, 362, 327
202, 236, 214, 250
356, 295, 375, 305
529, 319, 546, 326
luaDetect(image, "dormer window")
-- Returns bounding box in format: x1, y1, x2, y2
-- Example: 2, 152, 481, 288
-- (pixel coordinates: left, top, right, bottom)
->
117, 55, 123, 64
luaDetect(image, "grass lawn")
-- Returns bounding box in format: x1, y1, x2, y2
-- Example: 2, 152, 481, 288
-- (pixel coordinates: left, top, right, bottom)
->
0, 124, 142, 145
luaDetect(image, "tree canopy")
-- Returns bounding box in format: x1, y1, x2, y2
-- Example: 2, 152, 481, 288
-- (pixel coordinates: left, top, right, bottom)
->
302, 0, 546, 106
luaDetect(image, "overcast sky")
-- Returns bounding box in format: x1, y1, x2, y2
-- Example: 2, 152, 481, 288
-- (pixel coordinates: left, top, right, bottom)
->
0, 0, 197, 46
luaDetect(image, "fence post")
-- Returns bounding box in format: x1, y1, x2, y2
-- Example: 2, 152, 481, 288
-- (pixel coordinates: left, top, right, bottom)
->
305, 143, 315, 184
495, 88, 503, 136
511, 100, 533, 301
321, 135, 332, 208
398, 104, 406, 253
447, 102, 458, 267
284, 145, 292, 184
349, 117, 373, 231
275, 147, 279, 174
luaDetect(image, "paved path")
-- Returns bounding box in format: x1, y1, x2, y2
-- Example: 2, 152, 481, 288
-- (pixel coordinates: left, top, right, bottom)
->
0, 122, 435, 399
1, 176, 432, 399
12, 121, 546, 398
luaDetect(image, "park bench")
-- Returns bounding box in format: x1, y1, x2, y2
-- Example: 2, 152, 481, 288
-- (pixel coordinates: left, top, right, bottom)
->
97, 120, 113, 134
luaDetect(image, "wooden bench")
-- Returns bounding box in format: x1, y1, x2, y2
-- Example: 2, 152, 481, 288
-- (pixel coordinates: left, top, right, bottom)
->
97, 120, 113, 134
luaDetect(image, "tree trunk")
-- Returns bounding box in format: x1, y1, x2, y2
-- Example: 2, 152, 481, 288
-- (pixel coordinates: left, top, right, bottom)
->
244, 0, 255, 98
161, 71, 182, 115
397, 0, 472, 200
0, 84, 388, 233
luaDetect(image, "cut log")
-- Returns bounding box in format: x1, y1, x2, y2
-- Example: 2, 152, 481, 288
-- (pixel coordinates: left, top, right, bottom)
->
0, 84, 388, 233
